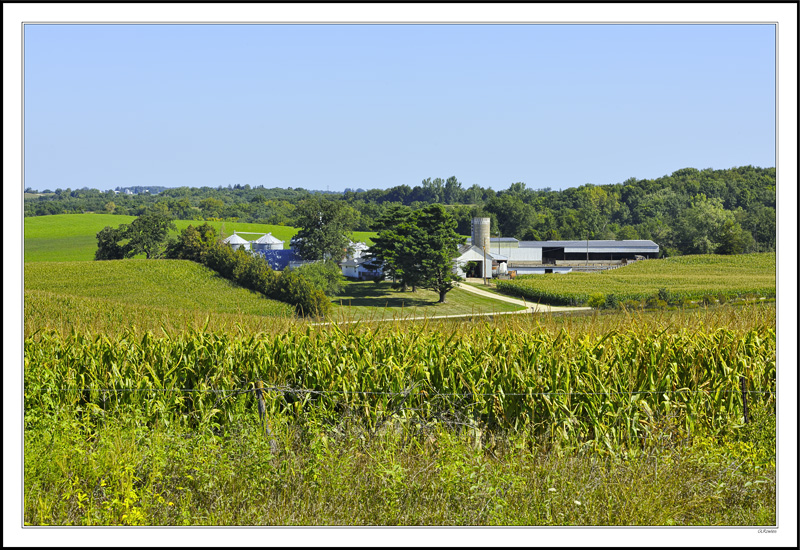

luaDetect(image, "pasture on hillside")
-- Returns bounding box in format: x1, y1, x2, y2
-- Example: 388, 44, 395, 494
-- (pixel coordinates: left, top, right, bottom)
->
496, 253, 776, 306
23, 213, 377, 262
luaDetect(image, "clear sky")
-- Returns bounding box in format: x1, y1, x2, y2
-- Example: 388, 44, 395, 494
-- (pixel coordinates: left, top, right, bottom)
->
23, 23, 775, 193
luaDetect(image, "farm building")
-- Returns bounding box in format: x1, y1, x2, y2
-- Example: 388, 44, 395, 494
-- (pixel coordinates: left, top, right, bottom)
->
222, 232, 251, 251
254, 249, 298, 270
340, 256, 382, 280
456, 218, 659, 277
222, 232, 289, 268
454, 244, 507, 278
340, 241, 380, 279
251, 233, 284, 251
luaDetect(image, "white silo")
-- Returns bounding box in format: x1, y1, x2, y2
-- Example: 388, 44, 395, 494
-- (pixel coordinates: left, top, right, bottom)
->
472, 217, 491, 250
471, 217, 492, 279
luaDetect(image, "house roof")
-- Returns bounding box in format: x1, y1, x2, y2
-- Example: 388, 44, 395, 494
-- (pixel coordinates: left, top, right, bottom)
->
348, 240, 369, 250
341, 257, 374, 267
457, 245, 507, 261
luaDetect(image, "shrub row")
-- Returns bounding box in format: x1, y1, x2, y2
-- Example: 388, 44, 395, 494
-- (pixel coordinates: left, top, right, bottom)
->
167, 223, 331, 318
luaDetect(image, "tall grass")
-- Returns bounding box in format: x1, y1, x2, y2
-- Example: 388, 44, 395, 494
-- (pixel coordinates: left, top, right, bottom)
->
24, 400, 775, 526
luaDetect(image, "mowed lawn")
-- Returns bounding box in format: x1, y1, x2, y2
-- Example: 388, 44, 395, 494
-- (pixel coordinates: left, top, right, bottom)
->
24, 213, 376, 262
328, 280, 526, 321
24, 260, 293, 317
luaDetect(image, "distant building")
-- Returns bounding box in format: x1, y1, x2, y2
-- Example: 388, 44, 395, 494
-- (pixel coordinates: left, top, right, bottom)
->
221, 232, 250, 251
251, 233, 284, 251
340, 241, 380, 279
455, 217, 659, 277
340, 256, 381, 280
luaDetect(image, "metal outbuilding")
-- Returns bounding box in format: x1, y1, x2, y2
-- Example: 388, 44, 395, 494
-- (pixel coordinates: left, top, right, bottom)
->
222, 232, 251, 251
518, 240, 659, 262
251, 233, 284, 251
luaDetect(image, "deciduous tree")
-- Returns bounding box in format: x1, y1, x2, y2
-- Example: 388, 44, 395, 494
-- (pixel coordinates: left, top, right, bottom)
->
293, 197, 355, 261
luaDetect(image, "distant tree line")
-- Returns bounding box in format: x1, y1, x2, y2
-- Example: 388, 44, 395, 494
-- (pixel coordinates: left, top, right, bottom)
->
28, 166, 776, 256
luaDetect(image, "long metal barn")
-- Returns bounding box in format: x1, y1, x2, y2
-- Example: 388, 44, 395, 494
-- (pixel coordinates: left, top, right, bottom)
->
456, 218, 659, 278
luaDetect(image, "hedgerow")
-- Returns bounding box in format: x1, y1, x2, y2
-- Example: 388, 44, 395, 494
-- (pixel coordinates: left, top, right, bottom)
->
169, 224, 330, 318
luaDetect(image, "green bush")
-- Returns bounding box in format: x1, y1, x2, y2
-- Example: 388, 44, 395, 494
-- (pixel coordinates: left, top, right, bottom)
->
171, 234, 329, 318
587, 293, 606, 309
296, 260, 346, 297
603, 293, 620, 310
274, 270, 331, 317
165, 223, 218, 263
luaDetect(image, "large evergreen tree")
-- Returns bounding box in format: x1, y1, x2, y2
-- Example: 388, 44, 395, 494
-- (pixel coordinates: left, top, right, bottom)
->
367, 204, 465, 302
414, 205, 466, 303
365, 205, 422, 291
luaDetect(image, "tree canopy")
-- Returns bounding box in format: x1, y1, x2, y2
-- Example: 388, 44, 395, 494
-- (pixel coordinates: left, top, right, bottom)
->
95, 206, 176, 260
367, 204, 465, 302
292, 197, 355, 262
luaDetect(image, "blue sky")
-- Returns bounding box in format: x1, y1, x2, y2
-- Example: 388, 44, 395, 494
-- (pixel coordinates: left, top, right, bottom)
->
24, 23, 776, 192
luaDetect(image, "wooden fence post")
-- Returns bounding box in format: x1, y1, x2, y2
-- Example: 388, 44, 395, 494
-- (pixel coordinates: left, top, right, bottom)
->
740, 376, 749, 424
256, 380, 279, 454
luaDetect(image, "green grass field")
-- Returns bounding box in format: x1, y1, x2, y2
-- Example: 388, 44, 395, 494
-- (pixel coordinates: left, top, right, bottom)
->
24, 260, 293, 318
328, 280, 526, 321
24, 213, 376, 262
497, 253, 776, 306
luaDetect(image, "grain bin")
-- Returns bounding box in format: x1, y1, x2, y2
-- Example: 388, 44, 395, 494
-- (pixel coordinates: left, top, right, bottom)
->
222, 232, 251, 251
251, 233, 284, 251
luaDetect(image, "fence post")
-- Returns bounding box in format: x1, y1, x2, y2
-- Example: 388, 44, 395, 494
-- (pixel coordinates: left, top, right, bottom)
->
740, 376, 749, 424
256, 380, 279, 454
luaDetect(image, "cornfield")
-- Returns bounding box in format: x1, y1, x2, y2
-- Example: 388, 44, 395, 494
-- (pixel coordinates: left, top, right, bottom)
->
25, 318, 775, 451
496, 253, 776, 306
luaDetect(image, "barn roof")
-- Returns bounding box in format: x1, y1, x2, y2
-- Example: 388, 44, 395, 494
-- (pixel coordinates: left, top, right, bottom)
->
518, 239, 659, 250
457, 245, 507, 261
466, 237, 519, 243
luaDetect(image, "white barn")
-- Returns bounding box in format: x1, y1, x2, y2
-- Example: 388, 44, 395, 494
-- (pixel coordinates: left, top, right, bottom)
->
455, 218, 659, 278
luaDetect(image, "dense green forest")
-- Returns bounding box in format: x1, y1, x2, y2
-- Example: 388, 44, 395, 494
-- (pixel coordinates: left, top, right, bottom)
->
24, 166, 776, 256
